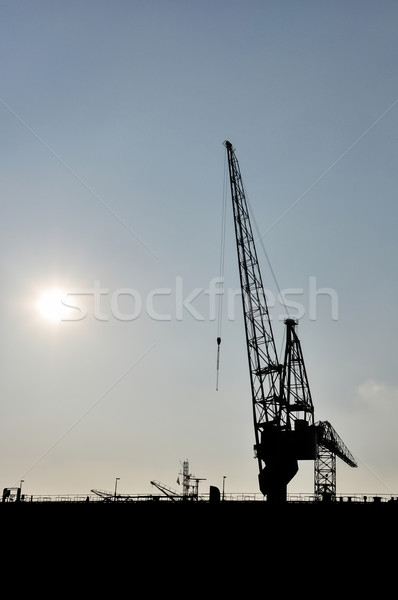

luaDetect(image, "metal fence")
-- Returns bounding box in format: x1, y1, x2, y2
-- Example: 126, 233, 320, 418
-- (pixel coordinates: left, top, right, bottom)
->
3, 491, 398, 503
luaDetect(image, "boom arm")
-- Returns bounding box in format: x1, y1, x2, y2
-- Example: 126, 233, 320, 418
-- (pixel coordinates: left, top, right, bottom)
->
223, 140, 284, 442
150, 480, 180, 501
316, 421, 357, 468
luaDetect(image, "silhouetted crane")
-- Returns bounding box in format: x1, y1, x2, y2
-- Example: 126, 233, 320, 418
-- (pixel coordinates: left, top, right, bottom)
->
150, 481, 181, 501
224, 141, 317, 502
315, 421, 357, 500
223, 140, 356, 502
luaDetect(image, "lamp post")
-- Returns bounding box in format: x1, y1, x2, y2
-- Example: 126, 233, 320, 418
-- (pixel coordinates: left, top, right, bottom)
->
222, 476, 226, 502
19, 479, 24, 502
114, 477, 120, 501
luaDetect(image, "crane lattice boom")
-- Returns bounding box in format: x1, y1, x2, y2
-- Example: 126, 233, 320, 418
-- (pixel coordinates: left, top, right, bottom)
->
316, 421, 358, 468
224, 140, 283, 435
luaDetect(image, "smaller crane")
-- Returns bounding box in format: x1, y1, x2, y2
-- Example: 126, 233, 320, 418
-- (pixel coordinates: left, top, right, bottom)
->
150, 481, 181, 501
315, 421, 357, 500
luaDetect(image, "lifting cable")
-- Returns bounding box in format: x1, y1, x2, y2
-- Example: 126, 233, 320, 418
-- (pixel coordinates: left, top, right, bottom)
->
216, 153, 228, 391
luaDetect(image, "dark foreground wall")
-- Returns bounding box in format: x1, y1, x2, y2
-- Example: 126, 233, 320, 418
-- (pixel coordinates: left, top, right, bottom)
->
3, 500, 396, 592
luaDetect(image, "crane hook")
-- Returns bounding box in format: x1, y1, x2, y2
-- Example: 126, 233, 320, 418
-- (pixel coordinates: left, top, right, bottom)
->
216, 337, 222, 391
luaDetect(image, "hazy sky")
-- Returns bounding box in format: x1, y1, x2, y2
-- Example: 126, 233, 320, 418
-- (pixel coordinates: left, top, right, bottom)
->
1, 0, 398, 498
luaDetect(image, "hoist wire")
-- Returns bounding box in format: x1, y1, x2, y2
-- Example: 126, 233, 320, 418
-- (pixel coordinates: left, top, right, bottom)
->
216, 153, 228, 391
217, 153, 228, 338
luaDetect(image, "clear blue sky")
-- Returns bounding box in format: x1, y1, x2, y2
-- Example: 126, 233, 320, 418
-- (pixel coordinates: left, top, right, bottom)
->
1, 0, 398, 498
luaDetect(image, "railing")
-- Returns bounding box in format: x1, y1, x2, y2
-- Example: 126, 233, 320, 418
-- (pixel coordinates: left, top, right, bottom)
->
2, 491, 398, 503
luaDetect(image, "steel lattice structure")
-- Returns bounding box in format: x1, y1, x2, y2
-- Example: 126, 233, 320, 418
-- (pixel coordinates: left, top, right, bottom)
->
281, 318, 315, 427
315, 421, 357, 500
224, 141, 357, 502
224, 141, 316, 502
315, 445, 337, 501
224, 140, 283, 435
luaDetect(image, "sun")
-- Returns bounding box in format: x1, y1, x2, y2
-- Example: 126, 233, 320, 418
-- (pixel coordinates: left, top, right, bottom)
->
36, 288, 69, 323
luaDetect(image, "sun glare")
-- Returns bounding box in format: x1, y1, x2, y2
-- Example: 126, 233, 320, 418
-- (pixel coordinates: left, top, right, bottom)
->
36, 288, 68, 323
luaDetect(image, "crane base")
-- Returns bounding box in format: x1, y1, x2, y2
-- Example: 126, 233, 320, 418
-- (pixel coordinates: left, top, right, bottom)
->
258, 458, 298, 502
